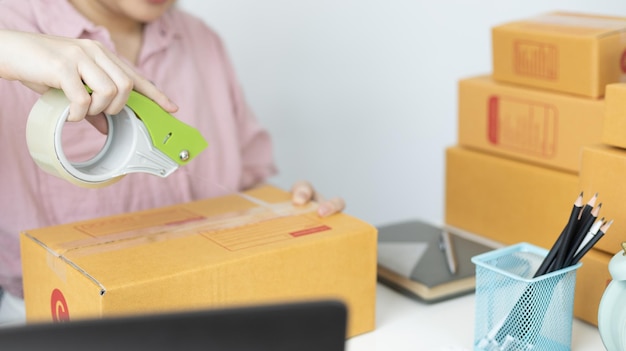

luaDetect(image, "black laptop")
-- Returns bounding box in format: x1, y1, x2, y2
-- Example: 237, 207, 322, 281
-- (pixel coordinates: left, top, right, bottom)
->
0, 300, 347, 351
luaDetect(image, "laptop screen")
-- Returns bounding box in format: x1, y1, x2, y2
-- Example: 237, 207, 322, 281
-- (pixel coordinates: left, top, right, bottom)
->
0, 300, 347, 351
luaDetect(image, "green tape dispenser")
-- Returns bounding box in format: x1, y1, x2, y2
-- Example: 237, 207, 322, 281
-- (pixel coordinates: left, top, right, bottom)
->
26, 88, 208, 188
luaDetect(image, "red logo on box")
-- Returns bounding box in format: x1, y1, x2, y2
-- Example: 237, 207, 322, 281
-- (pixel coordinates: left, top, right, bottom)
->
51, 288, 70, 322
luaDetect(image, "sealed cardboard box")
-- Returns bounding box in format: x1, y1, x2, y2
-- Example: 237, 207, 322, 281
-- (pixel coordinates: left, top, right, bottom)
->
458, 75, 605, 173
492, 12, 626, 98
444, 146, 578, 249
602, 83, 626, 148
579, 144, 626, 255
20, 185, 377, 338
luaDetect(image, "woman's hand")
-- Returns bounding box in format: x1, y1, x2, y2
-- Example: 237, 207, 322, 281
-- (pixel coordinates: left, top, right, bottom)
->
0, 29, 177, 123
290, 181, 345, 217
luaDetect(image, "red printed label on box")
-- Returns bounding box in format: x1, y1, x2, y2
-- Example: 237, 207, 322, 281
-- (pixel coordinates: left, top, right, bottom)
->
487, 95, 558, 157
514, 40, 558, 80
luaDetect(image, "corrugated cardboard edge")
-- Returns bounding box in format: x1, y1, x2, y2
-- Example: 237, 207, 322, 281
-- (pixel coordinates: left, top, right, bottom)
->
23, 232, 107, 296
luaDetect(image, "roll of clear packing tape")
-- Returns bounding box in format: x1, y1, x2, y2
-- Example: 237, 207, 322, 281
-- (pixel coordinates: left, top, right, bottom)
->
26, 89, 174, 188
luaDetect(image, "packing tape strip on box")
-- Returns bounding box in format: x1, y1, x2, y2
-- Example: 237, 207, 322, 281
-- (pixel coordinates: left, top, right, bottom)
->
30, 196, 320, 287
26, 88, 208, 188
31, 198, 319, 259
527, 13, 626, 29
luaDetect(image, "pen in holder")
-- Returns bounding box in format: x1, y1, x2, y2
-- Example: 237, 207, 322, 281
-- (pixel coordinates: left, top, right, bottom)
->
472, 243, 581, 351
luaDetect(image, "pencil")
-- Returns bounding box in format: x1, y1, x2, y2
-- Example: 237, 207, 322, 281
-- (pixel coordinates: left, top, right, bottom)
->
571, 219, 613, 264
553, 193, 596, 271
573, 217, 604, 257
562, 203, 601, 268
578, 192, 598, 222
534, 192, 583, 277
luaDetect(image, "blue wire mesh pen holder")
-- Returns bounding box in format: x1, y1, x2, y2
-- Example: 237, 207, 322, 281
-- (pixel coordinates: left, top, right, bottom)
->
471, 242, 581, 351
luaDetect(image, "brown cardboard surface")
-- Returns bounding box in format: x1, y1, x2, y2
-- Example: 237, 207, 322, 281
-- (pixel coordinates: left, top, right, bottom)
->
20, 185, 378, 338
458, 75, 605, 173
579, 144, 626, 255
444, 146, 610, 325
492, 12, 626, 98
602, 83, 626, 148
444, 146, 578, 249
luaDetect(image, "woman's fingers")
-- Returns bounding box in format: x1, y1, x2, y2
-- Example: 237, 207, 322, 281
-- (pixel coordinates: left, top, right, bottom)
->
0, 30, 177, 122
291, 181, 316, 205
290, 180, 346, 217
317, 197, 346, 217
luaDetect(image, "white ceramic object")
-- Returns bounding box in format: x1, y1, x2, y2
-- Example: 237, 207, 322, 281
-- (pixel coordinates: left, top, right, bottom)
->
598, 242, 626, 351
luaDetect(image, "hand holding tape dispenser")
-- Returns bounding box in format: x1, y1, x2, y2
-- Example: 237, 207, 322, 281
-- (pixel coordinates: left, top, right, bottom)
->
25, 88, 208, 187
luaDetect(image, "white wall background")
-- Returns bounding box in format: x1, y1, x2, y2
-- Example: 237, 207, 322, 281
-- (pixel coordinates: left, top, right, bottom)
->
177, 0, 626, 228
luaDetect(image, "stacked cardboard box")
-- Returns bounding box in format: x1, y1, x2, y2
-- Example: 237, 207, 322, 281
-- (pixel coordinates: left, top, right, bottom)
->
446, 11, 626, 326
580, 84, 626, 254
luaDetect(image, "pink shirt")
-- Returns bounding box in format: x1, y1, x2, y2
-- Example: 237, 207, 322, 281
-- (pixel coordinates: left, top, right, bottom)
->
0, 0, 277, 297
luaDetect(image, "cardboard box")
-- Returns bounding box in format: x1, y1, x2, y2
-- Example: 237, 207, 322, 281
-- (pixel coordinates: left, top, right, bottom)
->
444, 146, 610, 325
602, 83, 626, 148
492, 12, 626, 98
20, 185, 378, 338
579, 144, 626, 255
574, 248, 612, 326
458, 75, 605, 173
444, 146, 578, 249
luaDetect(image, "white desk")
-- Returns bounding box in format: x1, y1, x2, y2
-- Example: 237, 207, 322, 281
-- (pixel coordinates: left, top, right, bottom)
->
346, 283, 604, 351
